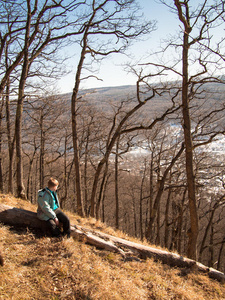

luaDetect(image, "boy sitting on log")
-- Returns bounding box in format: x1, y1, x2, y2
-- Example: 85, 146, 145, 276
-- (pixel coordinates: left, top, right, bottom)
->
37, 178, 70, 238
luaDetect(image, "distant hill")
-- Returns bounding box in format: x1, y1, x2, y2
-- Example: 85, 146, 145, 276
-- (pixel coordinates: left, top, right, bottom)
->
60, 82, 225, 121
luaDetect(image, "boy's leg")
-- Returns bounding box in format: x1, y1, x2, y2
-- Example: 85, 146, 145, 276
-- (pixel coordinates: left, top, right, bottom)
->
46, 218, 62, 237
55, 208, 71, 238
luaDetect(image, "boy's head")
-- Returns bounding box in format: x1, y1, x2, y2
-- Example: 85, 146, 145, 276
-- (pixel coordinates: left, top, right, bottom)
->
47, 178, 59, 189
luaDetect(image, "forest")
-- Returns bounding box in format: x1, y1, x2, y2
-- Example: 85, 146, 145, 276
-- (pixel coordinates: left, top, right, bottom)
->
0, 0, 225, 274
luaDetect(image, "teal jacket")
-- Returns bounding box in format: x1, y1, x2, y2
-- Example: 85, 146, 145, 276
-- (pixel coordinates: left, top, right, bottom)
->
37, 188, 60, 221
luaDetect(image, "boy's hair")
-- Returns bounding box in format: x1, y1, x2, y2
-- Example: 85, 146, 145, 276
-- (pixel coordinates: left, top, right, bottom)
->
47, 178, 59, 188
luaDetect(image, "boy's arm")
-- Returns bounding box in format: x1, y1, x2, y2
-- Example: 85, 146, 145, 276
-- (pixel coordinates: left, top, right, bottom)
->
38, 194, 57, 220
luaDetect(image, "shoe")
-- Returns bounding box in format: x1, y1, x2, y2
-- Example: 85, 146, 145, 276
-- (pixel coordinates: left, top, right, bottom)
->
62, 231, 70, 239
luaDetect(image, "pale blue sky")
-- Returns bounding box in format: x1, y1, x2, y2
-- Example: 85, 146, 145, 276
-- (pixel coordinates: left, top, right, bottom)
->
56, 1, 182, 93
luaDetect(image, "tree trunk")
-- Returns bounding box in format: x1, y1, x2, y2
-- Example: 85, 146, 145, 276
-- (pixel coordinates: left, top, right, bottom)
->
208, 225, 214, 268
84, 128, 90, 215
71, 99, 84, 217
139, 160, 147, 240
0, 98, 4, 192
177, 189, 186, 254
174, 0, 199, 261
15, 89, 26, 199
71, 49, 85, 217
39, 111, 45, 188
15, 1, 33, 200
5, 79, 15, 194
164, 186, 172, 248
26, 146, 37, 202
96, 163, 108, 220
199, 203, 216, 261
60, 134, 69, 209
132, 196, 137, 237
115, 137, 120, 229
217, 236, 225, 271
146, 152, 154, 234
182, 34, 198, 259
145, 143, 184, 240
155, 202, 161, 245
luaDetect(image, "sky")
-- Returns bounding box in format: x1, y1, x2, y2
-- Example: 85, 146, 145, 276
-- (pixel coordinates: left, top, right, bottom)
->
57, 0, 222, 94
57, 0, 181, 94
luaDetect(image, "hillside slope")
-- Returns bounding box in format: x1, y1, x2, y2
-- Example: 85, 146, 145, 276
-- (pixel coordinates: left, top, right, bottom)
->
0, 194, 224, 300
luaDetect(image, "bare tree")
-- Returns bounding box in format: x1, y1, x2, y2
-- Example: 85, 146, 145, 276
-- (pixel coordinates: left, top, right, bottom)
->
5, 79, 16, 194
198, 194, 225, 261
0, 0, 85, 198
70, 0, 155, 216
0, 95, 5, 192
145, 142, 185, 240
113, 133, 134, 229
132, 0, 225, 259
0, 0, 25, 96
90, 79, 180, 218
24, 94, 70, 189
174, 0, 225, 259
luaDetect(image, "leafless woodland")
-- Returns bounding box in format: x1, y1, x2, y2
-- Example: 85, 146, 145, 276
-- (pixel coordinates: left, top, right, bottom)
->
0, 0, 225, 272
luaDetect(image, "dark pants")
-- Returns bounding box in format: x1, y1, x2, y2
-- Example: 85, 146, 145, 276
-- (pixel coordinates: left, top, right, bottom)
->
46, 208, 71, 238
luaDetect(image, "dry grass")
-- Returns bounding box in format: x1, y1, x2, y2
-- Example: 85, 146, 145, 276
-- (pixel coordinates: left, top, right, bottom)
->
0, 194, 225, 300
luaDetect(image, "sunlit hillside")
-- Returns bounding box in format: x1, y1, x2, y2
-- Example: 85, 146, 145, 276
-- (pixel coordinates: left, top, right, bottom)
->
0, 194, 224, 300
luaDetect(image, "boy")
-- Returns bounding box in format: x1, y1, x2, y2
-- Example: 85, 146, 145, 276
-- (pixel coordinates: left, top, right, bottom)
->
37, 178, 70, 238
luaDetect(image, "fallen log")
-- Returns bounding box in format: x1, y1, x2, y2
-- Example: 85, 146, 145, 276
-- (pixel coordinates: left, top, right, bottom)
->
0, 203, 224, 282
74, 225, 225, 282
70, 226, 126, 256
0, 203, 48, 231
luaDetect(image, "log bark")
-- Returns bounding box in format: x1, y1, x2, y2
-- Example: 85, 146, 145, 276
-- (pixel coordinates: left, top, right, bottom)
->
70, 226, 126, 256
0, 251, 3, 266
0, 203, 47, 230
0, 203, 224, 282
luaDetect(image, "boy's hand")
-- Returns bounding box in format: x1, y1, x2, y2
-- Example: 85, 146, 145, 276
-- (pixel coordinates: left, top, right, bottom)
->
54, 217, 59, 226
